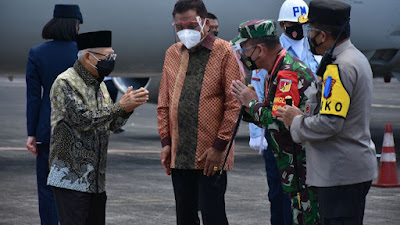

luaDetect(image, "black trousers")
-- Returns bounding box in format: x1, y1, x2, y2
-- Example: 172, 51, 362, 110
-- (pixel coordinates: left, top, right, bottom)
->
317, 181, 372, 225
171, 169, 228, 225
53, 187, 107, 225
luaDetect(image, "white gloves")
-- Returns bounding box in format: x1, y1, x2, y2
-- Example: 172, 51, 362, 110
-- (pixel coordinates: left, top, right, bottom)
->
249, 136, 268, 153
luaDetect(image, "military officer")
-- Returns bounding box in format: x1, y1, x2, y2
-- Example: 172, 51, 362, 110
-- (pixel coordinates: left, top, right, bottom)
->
230, 19, 320, 225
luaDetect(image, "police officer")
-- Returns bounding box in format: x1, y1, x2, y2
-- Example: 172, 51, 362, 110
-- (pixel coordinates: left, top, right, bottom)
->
278, 1, 377, 224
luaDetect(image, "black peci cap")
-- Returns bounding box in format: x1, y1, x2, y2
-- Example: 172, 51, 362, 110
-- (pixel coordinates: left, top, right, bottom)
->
299, 0, 350, 27
76, 31, 112, 51
53, 4, 83, 24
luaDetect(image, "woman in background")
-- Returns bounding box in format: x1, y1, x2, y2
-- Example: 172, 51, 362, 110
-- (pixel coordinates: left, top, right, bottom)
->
25, 4, 83, 225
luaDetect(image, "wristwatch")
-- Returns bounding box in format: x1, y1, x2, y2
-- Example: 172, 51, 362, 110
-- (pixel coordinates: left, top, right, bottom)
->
248, 100, 257, 108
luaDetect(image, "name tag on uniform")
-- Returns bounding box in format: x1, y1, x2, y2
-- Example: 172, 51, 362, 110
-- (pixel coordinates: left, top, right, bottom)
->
320, 64, 350, 118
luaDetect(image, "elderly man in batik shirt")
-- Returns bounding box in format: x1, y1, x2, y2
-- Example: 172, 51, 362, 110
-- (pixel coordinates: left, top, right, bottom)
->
47, 30, 149, 225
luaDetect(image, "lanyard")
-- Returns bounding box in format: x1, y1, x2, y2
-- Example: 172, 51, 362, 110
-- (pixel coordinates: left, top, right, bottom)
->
264, 49, 287, 105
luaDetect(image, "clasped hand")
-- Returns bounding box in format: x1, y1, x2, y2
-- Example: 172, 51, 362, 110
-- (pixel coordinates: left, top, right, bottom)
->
230, 80, 258, 107
277, 105, 303, 129
119, 86, 149, 112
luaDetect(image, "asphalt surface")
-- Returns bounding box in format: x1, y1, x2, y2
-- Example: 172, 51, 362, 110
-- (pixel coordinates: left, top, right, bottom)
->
0, 77, 400, 225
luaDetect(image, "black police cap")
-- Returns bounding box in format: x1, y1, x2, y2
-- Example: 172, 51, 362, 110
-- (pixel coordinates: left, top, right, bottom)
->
299, 0, 350, 27
53, 4, 83, 24
77, 31, 112, 51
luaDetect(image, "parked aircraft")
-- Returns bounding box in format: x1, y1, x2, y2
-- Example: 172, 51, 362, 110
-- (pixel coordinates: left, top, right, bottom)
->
1, 0, 399, 100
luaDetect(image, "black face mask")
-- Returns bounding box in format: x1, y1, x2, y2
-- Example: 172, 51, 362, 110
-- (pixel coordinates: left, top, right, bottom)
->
213, 31, 219, 37
240, 47, 259, 71
285, 24, 304, 40
96, 59, 115, 80
308, 32, 322, 55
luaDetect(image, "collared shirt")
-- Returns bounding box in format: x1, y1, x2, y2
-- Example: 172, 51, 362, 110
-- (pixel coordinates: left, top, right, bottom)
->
249, 69, 267, 139
158, 32, 243, 170
280, 34, 321, 76
47, 61, 131, 193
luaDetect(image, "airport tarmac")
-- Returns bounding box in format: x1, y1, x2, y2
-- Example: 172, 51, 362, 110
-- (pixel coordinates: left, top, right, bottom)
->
0, 77, 400, 225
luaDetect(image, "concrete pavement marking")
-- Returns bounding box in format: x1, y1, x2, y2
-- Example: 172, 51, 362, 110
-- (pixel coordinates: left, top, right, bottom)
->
0, 147, 26, 151
372, 104, 400, 109
109, 199, 163, 203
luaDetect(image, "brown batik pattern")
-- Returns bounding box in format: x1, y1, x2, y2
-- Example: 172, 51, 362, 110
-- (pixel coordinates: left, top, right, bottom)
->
158, 39, 244, 170
48, 62, 131, 193
176, 48, 211, 169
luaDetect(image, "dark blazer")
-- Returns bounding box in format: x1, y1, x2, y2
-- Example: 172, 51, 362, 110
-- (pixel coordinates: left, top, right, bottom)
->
26, 40, 78, 143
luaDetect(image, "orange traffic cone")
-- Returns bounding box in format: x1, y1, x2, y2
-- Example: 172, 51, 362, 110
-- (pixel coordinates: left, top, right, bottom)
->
372, 124, 400, 187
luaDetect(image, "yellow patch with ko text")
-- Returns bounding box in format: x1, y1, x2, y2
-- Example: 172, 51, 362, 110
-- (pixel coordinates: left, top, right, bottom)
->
320, 65, 350, 118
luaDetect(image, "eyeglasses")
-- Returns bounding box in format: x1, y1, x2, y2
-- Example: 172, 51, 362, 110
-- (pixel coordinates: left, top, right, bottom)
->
238, 43, 267, 55
172, 17, 205, 31
240, 45, 258, 52
304, 25, 330, 37
231, 44, 260, 62
173, 21, 201, 31
305, 25, 323, 32
89, 51, 117, 60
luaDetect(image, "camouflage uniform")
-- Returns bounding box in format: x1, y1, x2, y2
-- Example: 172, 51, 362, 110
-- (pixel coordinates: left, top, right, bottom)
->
232, 20, 320, 225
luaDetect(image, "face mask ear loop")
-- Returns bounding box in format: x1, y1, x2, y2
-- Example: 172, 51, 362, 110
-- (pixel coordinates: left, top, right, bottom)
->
89, 52, 99, 69
89, 52, 100, 61
89, 62, 98, 69
195, 16, 208, 44
196, 16, 207, 35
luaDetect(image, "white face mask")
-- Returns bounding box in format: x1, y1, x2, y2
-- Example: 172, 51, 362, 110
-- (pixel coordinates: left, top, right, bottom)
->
177, 17, 207, 49
177, 29, 201, 49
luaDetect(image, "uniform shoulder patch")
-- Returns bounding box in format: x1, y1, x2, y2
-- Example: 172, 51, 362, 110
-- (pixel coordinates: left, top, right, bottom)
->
278, 79, 292, 93
320, 64, 350, 118
272, 70, 300, 116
